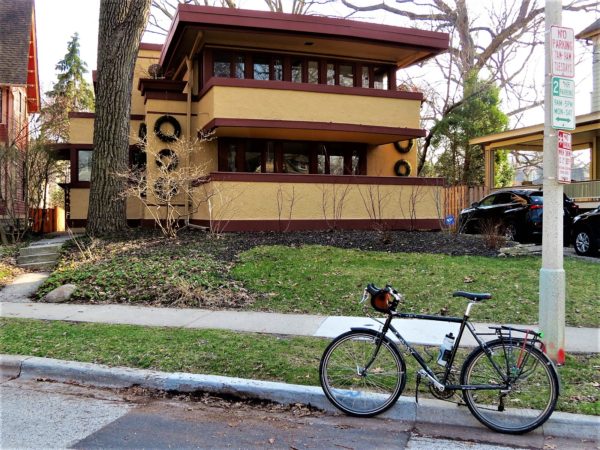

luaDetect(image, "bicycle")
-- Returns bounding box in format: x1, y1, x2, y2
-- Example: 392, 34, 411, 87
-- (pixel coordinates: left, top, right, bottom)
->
319, 283, 560, 435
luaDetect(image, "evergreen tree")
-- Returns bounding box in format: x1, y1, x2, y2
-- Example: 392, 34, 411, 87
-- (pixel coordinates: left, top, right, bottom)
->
431, 74, 510, 186
46, 33, 95, 112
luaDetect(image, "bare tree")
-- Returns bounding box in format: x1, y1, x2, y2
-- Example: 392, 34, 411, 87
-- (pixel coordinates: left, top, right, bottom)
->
341, 0, 598, 176
319, 183, 352, 231
147, 0, 330, 35
119, 136, 211, 238
276, 184, 299, 232
87, 0, 151, 236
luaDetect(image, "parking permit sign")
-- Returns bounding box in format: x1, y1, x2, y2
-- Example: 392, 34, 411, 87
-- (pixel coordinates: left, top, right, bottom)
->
557, 130, 572, 183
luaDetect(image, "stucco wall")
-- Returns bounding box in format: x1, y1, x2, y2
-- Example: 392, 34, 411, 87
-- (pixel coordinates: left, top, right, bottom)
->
200, 86, 421, 130
70, 188, 144, 220
191, 180, 442, 223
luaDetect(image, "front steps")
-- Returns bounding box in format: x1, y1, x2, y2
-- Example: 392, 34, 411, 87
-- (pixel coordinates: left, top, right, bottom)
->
17, 242, 64, 271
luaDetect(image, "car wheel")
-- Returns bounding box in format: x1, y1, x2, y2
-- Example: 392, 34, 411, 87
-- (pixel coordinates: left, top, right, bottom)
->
503, 222, 518, 242
574, 229, 597, 256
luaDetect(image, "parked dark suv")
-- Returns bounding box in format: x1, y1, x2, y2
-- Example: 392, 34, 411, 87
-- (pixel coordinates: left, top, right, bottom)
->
571, 206, 600, 256
458, 189, 579, 243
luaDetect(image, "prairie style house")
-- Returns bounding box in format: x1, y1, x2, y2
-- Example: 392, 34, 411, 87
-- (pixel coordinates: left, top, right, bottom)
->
0, 0, 40, 227
61, 5, 449, 231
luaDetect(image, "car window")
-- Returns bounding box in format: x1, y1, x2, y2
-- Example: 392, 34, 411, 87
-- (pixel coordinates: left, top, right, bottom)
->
530, 195, 543, 205
510, 194, 528, 205
493, 193, 513, 204
480, 195, 496, 206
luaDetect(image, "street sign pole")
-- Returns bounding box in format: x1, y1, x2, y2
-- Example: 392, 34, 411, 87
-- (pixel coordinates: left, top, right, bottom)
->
540, 0, 568, 365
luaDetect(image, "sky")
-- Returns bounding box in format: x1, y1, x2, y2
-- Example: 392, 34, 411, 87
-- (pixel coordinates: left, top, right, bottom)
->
34, 0, 597, 127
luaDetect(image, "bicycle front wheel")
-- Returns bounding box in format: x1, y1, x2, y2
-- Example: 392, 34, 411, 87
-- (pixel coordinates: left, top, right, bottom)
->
460, 339, 559, 434
319, 330, 406, 417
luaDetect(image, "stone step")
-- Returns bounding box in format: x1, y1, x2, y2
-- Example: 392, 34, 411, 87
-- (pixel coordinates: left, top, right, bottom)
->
17, 261, 57, 271
19, 244, 62, 257
17, 253, 60, 265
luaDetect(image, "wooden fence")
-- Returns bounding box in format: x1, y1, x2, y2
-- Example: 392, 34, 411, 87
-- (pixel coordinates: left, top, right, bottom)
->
30, 208, 65, 234
444, 185, 489, 228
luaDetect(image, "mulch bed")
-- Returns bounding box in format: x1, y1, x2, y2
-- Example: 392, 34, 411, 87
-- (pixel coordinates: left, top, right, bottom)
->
186, 229, 507, 261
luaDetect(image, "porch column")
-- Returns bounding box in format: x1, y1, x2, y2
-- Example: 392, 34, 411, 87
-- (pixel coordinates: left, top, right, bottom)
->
484, 145, 494, 189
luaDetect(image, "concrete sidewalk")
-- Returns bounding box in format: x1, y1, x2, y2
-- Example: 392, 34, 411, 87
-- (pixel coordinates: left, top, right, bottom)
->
1, 301, 598, 352
1, 354, 598, 442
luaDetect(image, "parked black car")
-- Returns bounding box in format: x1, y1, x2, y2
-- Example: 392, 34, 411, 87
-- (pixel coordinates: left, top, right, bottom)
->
571, 206, 600, 256
458, 189, 579, 243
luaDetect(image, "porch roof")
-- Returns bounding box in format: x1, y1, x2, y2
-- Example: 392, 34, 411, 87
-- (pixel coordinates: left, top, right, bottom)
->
469, 111, 600, 151
160, 5, 449, 76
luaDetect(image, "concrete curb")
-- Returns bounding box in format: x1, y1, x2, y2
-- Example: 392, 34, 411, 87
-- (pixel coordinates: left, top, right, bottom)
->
2, 355, 598, 440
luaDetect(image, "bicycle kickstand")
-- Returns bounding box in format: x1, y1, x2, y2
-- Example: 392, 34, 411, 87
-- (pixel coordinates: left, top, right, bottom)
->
415, 372, 422, 404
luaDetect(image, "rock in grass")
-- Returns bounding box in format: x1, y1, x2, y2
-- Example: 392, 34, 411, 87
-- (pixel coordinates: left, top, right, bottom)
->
44, 284, 77, 303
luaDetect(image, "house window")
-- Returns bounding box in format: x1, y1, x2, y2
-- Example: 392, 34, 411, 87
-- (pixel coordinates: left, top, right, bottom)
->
213, 51, 245, 79
326, 63, 336, 85
307, 60, 319, 84
219, 138, 366, 175
373, 66, 389, 90
291, 58, 303, 83
339, 64, 354, 87
78, 150, 92, 182
361, 66, 370, 88
253, 56, 270, 81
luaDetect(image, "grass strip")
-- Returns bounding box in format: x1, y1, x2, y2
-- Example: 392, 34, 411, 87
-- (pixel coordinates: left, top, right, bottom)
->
0, 318, 597, 416
232, 245, 600, 327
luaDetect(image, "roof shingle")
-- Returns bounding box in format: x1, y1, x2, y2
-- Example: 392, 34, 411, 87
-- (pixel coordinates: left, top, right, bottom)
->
0, 0, 34, 85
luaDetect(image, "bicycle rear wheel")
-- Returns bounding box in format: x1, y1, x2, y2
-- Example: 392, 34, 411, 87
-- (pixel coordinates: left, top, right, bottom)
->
319, 330, 406, 417
460, 339, 559, 434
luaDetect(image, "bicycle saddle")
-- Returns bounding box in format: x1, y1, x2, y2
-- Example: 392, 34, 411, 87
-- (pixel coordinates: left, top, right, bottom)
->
452, 291, 492, 301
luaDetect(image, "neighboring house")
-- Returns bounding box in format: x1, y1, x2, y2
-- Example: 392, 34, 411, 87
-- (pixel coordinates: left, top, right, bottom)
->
59, 5, 449, 231
0, 0, 40, 224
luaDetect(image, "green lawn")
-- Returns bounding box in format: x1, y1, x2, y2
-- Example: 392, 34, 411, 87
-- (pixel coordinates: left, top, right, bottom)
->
35, 240, 599, 327
0, 318, 597, 416
232, 245, 600, 327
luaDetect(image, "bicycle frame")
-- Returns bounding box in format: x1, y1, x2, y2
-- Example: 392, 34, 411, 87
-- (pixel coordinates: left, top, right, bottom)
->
361, 308, 515, 393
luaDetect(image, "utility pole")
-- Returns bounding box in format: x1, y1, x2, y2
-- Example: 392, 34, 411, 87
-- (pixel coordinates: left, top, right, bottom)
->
540, 0, 574, 365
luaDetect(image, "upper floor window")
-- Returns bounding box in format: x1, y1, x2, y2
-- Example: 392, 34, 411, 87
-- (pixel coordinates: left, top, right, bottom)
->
213, 51, 244, 79
206, 48, 393, 90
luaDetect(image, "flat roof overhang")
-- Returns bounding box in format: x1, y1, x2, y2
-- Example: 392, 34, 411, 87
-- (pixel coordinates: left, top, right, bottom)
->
160, 5, 449, 75
202, 118, 425, 145
470, 112, 600, 151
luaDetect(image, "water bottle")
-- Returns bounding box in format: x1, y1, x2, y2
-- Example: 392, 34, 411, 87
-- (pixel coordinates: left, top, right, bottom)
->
437, 332, 455, 367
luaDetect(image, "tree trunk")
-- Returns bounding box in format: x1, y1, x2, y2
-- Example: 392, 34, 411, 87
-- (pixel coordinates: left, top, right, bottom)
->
87, 0, 151, 236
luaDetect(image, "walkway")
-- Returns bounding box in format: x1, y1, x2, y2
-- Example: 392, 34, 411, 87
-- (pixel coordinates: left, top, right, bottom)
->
1, 301, 598, 353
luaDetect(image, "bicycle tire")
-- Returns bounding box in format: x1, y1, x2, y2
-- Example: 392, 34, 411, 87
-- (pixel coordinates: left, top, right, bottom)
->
460, 339, 559, 434
319, 329, 406, 417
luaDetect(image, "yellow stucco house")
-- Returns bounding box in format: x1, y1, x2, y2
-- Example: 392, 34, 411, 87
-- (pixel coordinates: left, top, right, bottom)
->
58, 5, 449, 231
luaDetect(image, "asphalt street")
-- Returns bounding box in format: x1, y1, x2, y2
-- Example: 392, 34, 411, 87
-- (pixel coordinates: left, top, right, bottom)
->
1, 378, 596, 450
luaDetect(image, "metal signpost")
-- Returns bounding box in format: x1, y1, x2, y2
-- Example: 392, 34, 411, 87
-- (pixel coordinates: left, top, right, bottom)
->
540, 2, 574, 365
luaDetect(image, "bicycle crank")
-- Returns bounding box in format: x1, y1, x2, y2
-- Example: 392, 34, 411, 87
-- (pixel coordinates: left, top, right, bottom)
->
428, 371, 457, 400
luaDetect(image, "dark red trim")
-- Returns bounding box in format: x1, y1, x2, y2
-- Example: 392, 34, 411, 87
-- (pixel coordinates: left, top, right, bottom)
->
68, 112, 145, 121
145, 91, 188, 102
161, 5, 448, 69
203, 118, 425, 140
66, 218, 441, 232
199, 77, 423, 101
190, 218, 441, 232
209, 172, 444, 186
140, 43, 163, 51
146, 111, 197, 117
138, 79, 187, 95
